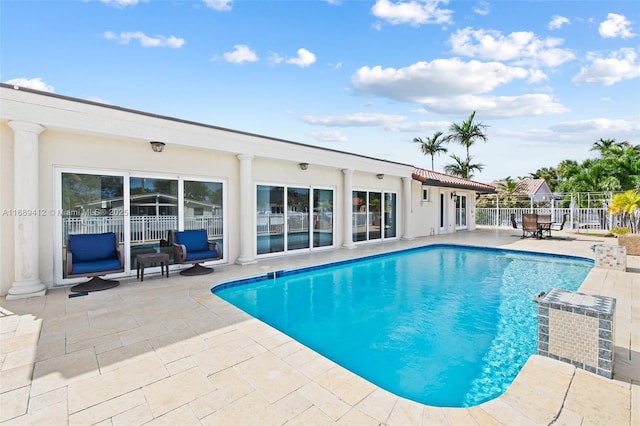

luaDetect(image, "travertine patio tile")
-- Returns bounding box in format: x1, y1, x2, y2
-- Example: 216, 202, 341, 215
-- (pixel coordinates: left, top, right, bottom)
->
552, 407, 584, 425
28, 386, 67, 414
165, 355, 198, 375
467, 406, 503, 425
117, 322, 171, 347
0, 363, 33, 393
67, 355, 168, 414
354, 387, 398, 424
0, 330, 39, 354
208, 367, 255, 403
151, 334, 209, 365
297, 382, 351, 421
331, 374, 377, 406
442, 407, 482, 425
34, 332, 66, 362
31, 347, 99, 396
270, 339, 307, 359
145, 404, 201, 426
0, 313, 19, 334
143, 367, 216, 417
4, 400, 68, 425
501, 380, 562, 424
0, 385, 30, 422
421, 404, 449, 425
387, 398, 423, 426
272, 388, 313, 421
313, 365, 356, 393
336, 408, 379, 426
284, 346, 323, 369
111, 403, 154, 426
200, 391, 288, 426
65, 331, 122, 355
235, 351, 309, 404
68, 389, 146, 425
286, 406, 335, 425
295, 352, 336, 379
191, 340, 254, 376
563, 369, 631, 425
478, 397, 537, 426
189, 389, 229, 419
97, 339, 156, 373
2, 346, 36, 370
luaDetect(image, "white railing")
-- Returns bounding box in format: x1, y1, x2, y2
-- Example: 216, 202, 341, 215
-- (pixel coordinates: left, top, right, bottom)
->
256, 212, 310, 235
476, 208, 610, 230
63, 215, 223, 243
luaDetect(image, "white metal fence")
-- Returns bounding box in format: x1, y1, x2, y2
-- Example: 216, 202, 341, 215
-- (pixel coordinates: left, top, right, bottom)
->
476, 207, 610, 230
63, 215, 224, 243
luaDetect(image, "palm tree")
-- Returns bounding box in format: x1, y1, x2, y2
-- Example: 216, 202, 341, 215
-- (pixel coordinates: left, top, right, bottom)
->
443, 154, 484, 179
444, 111, 489, 178
413, 131, 447, 170
608, 190, 640, 233
495, 176, 524, 207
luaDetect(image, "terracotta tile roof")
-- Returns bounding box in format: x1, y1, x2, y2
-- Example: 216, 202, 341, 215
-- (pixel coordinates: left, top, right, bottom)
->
492, 178, 546, 196
412, 168, 496, 193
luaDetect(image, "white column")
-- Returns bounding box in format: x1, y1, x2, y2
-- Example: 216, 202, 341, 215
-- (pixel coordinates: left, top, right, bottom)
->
401, 177, 414, 240
7, 121, 46, 300
236, 154, 257, 265
342, 169, 356, 249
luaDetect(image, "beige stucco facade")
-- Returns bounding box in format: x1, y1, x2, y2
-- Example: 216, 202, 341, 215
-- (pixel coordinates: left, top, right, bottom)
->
0, 84, 487, 298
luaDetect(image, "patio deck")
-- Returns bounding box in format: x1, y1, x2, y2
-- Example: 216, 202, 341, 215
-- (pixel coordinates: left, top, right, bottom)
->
1, 228, 638, 425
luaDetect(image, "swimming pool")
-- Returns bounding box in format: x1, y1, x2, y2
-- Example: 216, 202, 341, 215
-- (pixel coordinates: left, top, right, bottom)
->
213, 244, 593, 407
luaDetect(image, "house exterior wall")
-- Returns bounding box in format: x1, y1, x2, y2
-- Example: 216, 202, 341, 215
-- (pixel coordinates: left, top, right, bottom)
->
0, 85, 479, 297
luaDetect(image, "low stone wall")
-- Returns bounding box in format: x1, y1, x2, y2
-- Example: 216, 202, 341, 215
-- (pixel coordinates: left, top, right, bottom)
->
538, 288, 616, 378
617, 234, 640, 255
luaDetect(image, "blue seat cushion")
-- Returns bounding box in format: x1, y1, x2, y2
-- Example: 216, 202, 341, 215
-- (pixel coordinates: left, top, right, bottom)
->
175, 230, 209, 252
185, 249, 219, 262
70, 233, 118, 262
71, 259, 122, 275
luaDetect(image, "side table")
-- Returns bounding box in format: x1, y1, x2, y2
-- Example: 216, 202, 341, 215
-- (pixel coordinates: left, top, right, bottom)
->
136, 252, 170, 282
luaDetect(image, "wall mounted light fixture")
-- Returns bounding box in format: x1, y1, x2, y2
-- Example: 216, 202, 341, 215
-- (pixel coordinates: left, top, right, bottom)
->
299, 162, 309, 170
451, 191, 457, 199
150, 141, 166, 153
376, 173, 384, 180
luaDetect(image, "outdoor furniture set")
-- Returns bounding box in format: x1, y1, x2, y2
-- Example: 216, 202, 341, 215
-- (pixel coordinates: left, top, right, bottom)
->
65, 229, 220, 292
512, 213, 567, 239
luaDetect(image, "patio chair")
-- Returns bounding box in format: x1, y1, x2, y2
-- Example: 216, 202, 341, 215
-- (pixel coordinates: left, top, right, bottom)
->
172, 229, 220, 275
66, 232, 123, 292
550, 214, 568, 231
521, 214, 540, 238
510, 213, 518, 229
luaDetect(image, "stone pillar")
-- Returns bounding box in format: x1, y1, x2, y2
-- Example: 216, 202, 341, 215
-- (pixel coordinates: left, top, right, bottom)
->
236, 154, 257, 265
401, 177, 414, 240
342, 169, 355, 249
7, 121, 46, 300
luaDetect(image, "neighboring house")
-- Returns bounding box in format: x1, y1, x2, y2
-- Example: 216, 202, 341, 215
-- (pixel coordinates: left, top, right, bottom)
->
493, 178, 554, 202
0, 84, 495, 298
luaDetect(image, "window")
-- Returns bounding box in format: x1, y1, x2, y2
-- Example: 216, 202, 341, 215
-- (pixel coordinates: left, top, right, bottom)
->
352, 190, 398, 243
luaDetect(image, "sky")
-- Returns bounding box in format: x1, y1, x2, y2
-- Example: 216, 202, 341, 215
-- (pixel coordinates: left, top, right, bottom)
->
2, 0, 639, 183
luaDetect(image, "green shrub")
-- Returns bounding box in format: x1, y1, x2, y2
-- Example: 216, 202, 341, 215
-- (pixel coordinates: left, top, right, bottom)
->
611, 227, 631, 236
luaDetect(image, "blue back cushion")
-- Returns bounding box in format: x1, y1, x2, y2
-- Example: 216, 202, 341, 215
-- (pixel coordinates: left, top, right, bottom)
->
69, 233, 118, 262
175, 229, 209, 252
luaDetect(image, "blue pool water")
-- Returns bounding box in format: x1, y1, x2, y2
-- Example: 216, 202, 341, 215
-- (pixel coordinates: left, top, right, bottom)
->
213, 244, 593, 407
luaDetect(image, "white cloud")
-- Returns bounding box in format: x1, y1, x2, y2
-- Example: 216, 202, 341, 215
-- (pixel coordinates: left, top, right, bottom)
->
449, 27, 575, 67
572, 48, 640, 86
550, 117, 640, 135
308, 130, 348, 142
103, 31, 185, 48
599, 13, 636, 39
4, 77, 54, 92
202, 0, 232, 12
222, 44, 258, 64
371, 0, 453, 26
285, 48, 317, 67
301, 112, 407, 127
352, 58, 531, 102
473, 1, 489, 16
100, 0, 146, 8
419, 94, 569, 117
548, 15, 570, 30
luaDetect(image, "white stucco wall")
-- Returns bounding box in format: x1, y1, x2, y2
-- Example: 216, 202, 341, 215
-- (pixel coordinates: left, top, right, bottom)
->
1, 85, 426, 295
